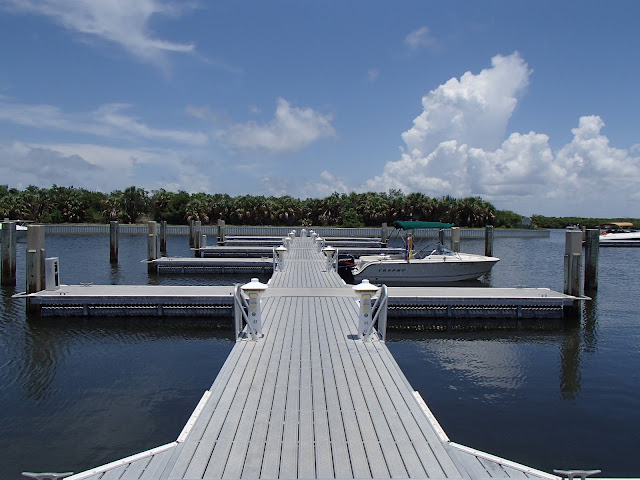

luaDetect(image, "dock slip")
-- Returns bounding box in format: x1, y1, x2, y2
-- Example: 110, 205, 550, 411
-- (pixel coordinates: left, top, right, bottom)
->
52, 236, 561, 480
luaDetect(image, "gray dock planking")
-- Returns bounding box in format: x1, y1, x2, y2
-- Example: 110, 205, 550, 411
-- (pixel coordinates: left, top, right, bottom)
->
61, 237, 559, 480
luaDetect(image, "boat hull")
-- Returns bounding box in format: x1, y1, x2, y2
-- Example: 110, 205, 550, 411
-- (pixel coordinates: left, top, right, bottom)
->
352, 255, 499, 285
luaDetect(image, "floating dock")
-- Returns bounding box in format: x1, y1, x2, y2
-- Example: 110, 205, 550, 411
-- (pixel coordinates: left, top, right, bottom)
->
39, 236, 563, 480
19, 284, 579, 321
196, 245, 404, 258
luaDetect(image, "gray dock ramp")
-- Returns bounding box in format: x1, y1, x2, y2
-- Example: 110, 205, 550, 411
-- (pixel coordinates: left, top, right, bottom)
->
45, 237, 560, 479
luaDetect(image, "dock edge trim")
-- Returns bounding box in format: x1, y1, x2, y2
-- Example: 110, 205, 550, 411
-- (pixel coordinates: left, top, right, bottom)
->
449, 441, 561, 480
412, 390, 450, 443
63, 442, 177, 480
177, 390, 211, 443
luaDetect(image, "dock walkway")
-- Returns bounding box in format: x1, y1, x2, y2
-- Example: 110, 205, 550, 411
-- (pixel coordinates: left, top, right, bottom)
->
63, 237, 559, 480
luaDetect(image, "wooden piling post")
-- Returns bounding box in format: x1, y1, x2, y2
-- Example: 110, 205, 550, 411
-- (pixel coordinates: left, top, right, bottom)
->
381, 223, 388, 245
109, 221, 119, 264
438, 229, 445, 245
194, 221, 202, 257
26, 225, 45, 315
189, 219, 195, 247
584, 229, 599, 291
450, 227, 460, 252
218, 219, 226, 245
160, 220, 167, 253
147, 233, 158, 274
485, 225, 494, 257
563, 230, 583, 298
1, 221, 17, 285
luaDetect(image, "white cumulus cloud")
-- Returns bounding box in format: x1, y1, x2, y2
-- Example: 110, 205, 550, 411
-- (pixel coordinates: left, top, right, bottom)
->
225, 98, 336, 153
359, 52, 640, 216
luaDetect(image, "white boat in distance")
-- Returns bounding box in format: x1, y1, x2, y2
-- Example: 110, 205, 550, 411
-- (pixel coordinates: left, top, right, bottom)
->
598, 222, 640, 245
0, 220, 29, 241
351, 221, 499, 285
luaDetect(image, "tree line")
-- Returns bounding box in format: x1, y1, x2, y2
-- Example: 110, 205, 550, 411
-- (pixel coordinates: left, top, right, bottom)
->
0, 184, 529, 228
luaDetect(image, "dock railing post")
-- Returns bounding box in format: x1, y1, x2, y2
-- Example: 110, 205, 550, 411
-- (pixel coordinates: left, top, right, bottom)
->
451, 227, 460, 252
322, 245, 336, 272
563, 230, 583, 299
584, 229, 599, 292
236, 278, 268, 340
1, 220, 17, 285
275, 245, 287, 271
485, 225, 494, 257
109, 221, 119, 264
160, 220, 167, 254
353, 280, 387, 341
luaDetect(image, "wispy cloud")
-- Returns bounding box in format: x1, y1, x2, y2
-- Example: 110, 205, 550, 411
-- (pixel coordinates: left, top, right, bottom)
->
0, 98, 207, 145
404, 26, 436, 51
225, 98, 336, 153
0, 0, 196, 66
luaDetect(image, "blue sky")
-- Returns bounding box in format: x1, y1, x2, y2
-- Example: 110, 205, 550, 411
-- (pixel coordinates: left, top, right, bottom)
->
0, 0, 639, 217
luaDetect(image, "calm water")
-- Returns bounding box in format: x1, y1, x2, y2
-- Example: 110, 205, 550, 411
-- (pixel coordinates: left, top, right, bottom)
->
1, 231, 639, 478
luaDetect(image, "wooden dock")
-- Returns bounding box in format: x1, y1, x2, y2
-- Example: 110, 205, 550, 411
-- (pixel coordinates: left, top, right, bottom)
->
44, 237, 561, 480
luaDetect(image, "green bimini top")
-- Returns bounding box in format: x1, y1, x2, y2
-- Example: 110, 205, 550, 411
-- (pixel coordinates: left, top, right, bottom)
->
392, 220, 454, 230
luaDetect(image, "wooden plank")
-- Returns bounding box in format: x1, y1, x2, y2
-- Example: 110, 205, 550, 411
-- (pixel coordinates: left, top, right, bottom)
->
309, 296, 334, 479
260, 296, 297, 478
240, 296, 295, 478
319, 296, 374, 478
279, 296, 303, 478
314, 296, 352, 479
298, 296, 316, 479
323, 296, 391, 478
218, 296, 289, 478
202, 298, 283, 478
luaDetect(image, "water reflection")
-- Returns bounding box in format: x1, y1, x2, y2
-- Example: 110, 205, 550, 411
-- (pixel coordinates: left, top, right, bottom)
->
16, 315, 234, 403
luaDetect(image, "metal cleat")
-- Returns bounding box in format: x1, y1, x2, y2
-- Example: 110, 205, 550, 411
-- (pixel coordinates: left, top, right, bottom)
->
554, 469, 602, 480
22, 473, 74, 480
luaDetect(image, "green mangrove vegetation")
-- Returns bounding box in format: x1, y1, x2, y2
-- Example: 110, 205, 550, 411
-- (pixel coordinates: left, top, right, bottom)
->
3, 184, 626, 229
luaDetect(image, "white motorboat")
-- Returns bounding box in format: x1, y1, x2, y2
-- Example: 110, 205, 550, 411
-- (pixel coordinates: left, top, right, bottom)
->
351, 244, 499, 285
598, 222, 640, 245
351, 221, 499, 285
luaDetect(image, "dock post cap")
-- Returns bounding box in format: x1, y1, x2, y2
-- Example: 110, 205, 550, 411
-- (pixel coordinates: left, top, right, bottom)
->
352, 279, 380, 295
322, 245, 336, 254
241, 278, 269, 295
